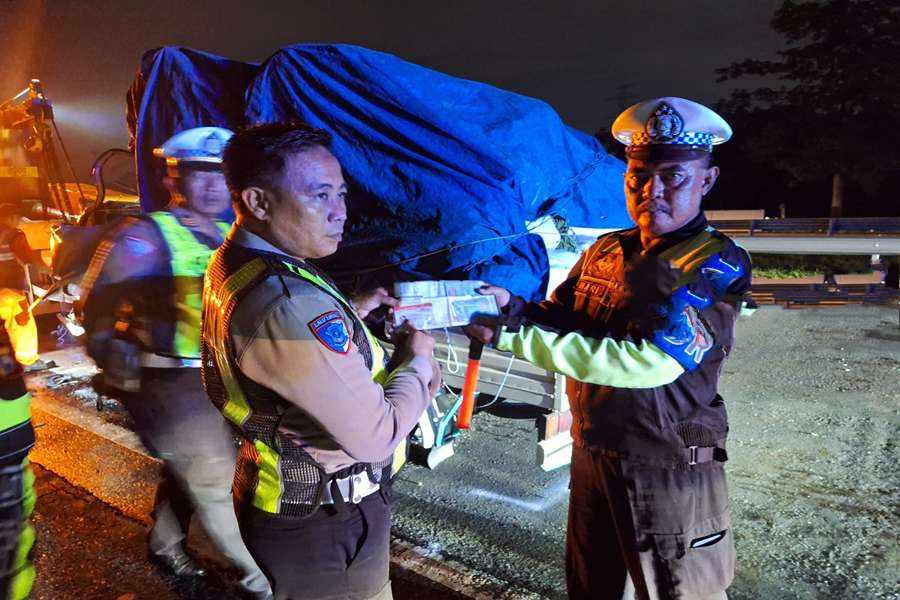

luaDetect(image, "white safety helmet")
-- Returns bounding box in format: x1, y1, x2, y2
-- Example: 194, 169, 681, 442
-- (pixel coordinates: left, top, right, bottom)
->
153, 126, 234, 169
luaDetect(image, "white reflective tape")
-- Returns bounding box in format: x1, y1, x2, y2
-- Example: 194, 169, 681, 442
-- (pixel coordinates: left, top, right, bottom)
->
690, 531, 726, 548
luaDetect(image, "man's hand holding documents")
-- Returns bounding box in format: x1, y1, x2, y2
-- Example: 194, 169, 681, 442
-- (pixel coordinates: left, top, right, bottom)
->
392, 280, 500, 330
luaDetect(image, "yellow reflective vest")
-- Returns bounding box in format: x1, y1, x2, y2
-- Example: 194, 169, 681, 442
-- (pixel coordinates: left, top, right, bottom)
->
149, 212, 229, 358
202, 242, 403, 516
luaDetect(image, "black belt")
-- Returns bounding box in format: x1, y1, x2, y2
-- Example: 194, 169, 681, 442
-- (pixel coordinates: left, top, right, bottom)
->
683, 440, 728, 466
586, 440, 729, 469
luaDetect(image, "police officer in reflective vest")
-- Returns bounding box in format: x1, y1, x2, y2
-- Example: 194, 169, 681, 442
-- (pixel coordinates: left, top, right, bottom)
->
466, 98, 753, 600
81, 127, 271, 598
203, 122, 439, 599
0, 284, 39, 600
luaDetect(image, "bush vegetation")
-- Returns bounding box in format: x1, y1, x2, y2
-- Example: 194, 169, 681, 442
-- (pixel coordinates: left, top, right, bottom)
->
750, 254, 897, 279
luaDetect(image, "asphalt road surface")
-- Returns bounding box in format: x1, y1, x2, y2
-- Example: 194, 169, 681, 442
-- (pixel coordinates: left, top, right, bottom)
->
30, 463, 463, 599
27, 304, 900, 599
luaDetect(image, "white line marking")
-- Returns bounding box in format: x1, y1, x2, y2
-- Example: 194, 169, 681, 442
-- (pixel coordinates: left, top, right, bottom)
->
467, 476, 570, 512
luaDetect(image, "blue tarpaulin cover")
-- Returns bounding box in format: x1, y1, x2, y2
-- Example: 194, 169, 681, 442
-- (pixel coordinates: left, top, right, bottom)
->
128, 44, 630, 300
127, 47, 257, 221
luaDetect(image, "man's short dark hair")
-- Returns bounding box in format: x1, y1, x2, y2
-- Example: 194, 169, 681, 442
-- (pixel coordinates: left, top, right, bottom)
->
223, 122, 332, 214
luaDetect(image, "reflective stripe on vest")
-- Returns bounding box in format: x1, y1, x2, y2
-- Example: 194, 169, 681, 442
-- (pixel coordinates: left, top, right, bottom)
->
149, 212, 229, 359
0, 392, 34, 464
203, 257, 286, 512
206, 257, 400, 512
590, 228, 726, 287
0, 393, 31, 431
658, 228, 727, 286
253, 439, 283, 514
204, 258, 268, 428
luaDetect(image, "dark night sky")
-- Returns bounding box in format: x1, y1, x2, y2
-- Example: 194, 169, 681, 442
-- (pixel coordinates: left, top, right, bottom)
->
0, 0, 785, 178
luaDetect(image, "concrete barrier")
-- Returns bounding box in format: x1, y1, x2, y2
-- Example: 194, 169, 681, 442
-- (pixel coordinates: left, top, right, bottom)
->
27, 347, 161, 524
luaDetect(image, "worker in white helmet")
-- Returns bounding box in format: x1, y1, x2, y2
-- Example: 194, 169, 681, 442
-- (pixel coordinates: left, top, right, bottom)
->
79, 126, 271, 599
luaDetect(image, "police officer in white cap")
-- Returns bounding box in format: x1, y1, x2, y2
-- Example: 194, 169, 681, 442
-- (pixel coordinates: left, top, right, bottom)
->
467, 98, 753, 599
80, 127, 271, 598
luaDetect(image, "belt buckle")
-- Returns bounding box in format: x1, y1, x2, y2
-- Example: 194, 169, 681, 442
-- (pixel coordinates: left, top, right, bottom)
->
688, 446, 698, 466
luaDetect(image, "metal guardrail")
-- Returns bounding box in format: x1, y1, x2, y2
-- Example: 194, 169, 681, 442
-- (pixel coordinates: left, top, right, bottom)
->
709, 217, 900, 237
749, 279, 899, 307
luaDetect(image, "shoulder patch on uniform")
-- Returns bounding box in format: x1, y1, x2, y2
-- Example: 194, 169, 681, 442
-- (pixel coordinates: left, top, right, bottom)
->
652, 304, 714, 371
308, 310, 350, 354
122, 235, 156, 256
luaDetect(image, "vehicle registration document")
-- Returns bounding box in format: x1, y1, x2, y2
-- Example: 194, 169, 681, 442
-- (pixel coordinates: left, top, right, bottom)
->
392, 280, 500, 330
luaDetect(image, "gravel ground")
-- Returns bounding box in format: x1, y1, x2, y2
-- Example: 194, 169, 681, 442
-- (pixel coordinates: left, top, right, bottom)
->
723, 305, 899, 600
390, 304, 900, 599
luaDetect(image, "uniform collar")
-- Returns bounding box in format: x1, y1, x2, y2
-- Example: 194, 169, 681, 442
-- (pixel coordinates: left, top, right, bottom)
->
230, 225, 304, 261
620, 211, 708, 256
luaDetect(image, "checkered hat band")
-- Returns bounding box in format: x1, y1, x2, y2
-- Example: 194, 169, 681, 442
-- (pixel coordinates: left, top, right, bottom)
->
630, 131, 714, 147
173, 149, 221, 158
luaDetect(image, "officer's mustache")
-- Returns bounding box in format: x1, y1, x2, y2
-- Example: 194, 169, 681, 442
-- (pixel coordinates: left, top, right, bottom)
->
641, 199, 671, 215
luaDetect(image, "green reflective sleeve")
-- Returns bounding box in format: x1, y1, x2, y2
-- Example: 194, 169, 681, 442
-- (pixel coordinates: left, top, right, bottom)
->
496, 325, 684, 389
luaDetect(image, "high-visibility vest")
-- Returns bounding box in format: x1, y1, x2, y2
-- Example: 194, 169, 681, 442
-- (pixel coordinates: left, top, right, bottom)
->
0, 386, 36, 600
202, 241, 403, 517
0, 305, 38, 600
148, 212, 229, 359
0, 390, 32, 466
0, 377, 35, 600
0, 308, 33, 467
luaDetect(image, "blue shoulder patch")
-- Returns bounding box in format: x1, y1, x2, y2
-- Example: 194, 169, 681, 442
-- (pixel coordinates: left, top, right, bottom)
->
698, 252, 746, 297
652, 303, 714, 372
122, 235, 156, 256
308, 311, 351, 354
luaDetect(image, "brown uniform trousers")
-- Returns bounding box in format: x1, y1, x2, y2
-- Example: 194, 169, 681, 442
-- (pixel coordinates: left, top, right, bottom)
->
567, 447, 733, 600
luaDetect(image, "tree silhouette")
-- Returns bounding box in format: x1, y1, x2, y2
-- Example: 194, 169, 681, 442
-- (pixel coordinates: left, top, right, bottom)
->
714, 0, 900, 217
